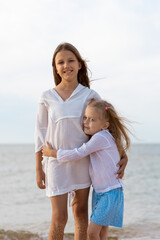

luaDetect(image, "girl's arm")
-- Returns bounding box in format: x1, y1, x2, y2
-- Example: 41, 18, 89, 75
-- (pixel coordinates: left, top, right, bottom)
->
42, 134, 109, 162
36, 151, 45, 189
42, 139, 128, 179
35, 99, 48, 189
116, 151, 128, 179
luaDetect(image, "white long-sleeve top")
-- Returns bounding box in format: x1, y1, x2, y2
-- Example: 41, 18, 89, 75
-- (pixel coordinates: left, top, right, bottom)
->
57, 130, 123, 193
35, 84, 101, 196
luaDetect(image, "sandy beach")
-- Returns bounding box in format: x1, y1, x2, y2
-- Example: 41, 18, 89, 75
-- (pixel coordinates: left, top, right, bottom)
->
65, 234, 118, 240
0, 230, 118, 240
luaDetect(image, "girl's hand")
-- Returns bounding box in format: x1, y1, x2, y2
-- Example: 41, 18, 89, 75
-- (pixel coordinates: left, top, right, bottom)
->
36, 168, 45, 189
116, 152, 128, 179
42, 142, 53, 157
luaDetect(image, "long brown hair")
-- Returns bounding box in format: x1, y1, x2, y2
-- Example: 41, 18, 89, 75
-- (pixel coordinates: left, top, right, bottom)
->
52, 42, 90, 88
88, 99, 131, 157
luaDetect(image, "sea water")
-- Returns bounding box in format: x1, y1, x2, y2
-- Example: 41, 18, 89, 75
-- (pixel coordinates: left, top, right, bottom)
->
0, 144, 160, 240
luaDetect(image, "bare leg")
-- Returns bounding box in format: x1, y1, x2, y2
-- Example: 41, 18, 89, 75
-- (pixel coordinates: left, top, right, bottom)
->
87, 221, 102, 240
72, 187, 90, 240
100, 226, 109, 240
49, 193, 68, 240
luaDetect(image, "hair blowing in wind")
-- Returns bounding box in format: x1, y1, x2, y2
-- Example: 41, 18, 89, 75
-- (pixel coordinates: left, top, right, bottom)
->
88, 99, 131, 157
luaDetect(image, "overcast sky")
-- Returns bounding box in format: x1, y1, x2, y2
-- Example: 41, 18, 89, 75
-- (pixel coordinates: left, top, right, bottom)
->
0, 0, 160, 143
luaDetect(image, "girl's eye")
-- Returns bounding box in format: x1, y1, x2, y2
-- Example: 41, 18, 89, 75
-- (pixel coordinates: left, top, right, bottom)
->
83, 116, 87, 120
90, 118, 94, 122
69, 59, 74, 62
58, 61, 63, 64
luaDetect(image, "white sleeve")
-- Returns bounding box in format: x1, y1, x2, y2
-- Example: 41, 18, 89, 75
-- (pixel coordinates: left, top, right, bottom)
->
34, 94, 48, 152
89, 89, 101, 100
57, 133, 111, 163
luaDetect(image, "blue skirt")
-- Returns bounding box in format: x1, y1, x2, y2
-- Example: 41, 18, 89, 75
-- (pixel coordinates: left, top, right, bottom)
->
90, 187, 124, 228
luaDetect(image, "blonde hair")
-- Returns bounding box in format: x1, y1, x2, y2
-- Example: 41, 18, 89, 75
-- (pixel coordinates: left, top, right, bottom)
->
88, 99, 131, 157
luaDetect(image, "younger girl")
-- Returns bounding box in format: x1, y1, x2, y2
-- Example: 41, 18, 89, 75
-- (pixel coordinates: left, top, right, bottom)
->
42, 99, 130, 240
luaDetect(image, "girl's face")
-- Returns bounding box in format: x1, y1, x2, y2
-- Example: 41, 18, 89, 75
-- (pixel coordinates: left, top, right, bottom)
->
83, 106, 109, 136
55, 50, 81, 83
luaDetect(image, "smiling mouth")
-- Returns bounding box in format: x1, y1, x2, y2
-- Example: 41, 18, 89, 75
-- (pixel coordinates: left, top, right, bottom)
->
63, 70, 73, 74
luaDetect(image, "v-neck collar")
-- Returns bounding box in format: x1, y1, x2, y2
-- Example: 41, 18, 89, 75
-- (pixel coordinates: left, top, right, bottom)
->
51, 84, 85, 102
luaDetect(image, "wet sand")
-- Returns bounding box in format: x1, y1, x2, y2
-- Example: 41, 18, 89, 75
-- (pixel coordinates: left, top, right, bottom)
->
0, 229, 118, 240
64, 233, 118, 240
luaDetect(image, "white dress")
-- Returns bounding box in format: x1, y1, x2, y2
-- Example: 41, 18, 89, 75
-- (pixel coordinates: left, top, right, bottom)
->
35, 84, 101, 196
